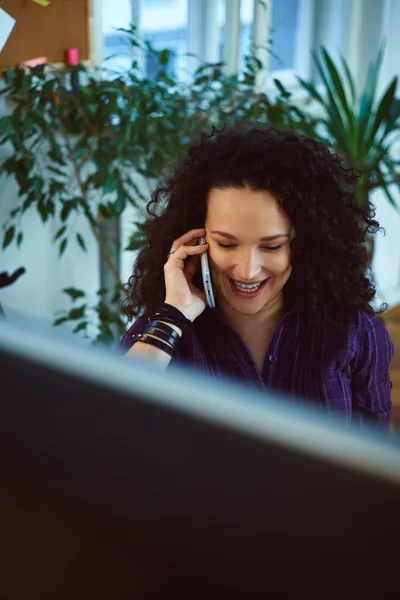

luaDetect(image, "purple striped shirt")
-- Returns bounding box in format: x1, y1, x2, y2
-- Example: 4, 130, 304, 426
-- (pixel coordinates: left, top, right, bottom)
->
120, 306, 394, 428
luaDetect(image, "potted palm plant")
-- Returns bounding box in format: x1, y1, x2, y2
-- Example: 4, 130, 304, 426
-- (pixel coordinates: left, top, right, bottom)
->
297, 46, 400, 213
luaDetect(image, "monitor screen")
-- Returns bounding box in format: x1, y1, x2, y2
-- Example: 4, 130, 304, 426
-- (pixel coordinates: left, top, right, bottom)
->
1, 315, 399, 598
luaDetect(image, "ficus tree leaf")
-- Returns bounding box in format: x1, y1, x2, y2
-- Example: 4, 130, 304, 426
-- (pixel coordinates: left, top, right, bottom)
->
59, 238, 68, 256
63, 287, 86, 300
3, 226, 15, 249
76, 233, 87, 251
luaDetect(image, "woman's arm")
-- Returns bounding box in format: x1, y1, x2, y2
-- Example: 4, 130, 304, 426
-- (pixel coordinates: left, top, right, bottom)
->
119, 316, 182, 369
120, 228, 208, 368
126, 322, 182, 368
351, 313, 394, 429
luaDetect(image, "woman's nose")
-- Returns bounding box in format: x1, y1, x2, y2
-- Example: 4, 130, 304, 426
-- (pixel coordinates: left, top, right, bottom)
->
234, 250, 262, 281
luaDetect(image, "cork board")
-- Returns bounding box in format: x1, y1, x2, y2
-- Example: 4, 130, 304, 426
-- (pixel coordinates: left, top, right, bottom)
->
0, 0, 89, 68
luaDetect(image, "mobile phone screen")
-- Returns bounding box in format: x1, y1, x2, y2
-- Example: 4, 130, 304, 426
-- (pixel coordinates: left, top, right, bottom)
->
199, 236, 215, 308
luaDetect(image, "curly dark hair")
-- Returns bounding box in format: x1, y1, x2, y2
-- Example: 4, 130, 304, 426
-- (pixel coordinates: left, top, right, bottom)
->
123, 125, 382, 325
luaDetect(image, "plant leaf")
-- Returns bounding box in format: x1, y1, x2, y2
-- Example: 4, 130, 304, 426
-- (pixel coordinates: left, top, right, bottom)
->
296, 77, 325, 108
73, 321, 88, 333
0, 117, 13, 138
68, 305, 86, 320
63, 287, 86, 300
53, 316, 68, 327
126, 228, 146, 251
321, 48, 351, 119
76, 232, 87, 251
365, 77, 398, 152
320, 48, 358, 153
59, 238, 68, 256
381, 182, 399, 210
383, 97, 400, 137
358, 44, 385, 152
340, 54, 356, 105
115, 182, 126, 214
54, 225, 67, 241
3, 225, 15, 249
312, 50, 348, 148
273, 78, 291, 98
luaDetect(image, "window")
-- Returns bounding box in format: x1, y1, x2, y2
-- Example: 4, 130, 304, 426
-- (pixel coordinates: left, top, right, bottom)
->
102, 0, 189, 79
141, 0, 189, 79
218, 0, 310, 85
102, 0, 134, 73
269, 0, 299, 72
217, 0, 226, 62
256, 0, 315, 90
102, 1, 314, 85
239, 0, 254, 71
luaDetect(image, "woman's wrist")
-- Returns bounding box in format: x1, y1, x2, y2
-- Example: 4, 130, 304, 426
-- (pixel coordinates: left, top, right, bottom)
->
132, 319, 181, 357
158, 320, 182, 336
155, 302, 193, 329
163, 300, 196, 323
131, 303, 191, 359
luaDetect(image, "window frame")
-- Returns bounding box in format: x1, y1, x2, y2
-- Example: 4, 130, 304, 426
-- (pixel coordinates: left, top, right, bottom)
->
98, 0, 318, 88
261, 0, 317, 95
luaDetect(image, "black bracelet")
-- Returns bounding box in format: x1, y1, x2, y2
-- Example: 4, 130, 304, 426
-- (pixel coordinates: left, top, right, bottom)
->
144, 326, 178, 349
147, 320, 181, 343
162, 303, 192, 326
147, 315, 183, 331
132, 333, 175, 357
149, 303, 192, 333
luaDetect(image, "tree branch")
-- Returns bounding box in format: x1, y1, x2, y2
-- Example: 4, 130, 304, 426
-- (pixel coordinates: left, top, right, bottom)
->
61, 127, 123, 287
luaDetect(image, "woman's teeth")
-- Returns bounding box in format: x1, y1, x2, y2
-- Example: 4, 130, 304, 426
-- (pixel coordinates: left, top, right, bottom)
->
233, 280, 263, 293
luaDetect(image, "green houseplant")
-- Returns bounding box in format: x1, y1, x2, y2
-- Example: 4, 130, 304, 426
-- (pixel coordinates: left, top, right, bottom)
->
0, 27, 316, 344
298, 46, 400, 211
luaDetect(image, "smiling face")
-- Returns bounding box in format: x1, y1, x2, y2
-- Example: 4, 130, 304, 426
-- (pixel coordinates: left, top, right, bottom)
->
205, 187, 293, 318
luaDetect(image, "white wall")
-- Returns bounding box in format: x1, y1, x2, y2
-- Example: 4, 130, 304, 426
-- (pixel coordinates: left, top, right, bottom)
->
0, 184, 99, 335
0, 98, 99, 334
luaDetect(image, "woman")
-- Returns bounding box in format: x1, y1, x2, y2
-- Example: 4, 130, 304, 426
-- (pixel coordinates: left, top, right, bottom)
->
120, 126, 393, 428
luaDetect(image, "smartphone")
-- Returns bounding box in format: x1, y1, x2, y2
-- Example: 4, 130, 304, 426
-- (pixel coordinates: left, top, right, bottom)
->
199, 236, 215, 308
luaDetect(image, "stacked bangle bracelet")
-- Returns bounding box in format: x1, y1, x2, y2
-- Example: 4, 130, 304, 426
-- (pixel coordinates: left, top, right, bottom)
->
132, 303, 191, 357
150, 303, 192, 332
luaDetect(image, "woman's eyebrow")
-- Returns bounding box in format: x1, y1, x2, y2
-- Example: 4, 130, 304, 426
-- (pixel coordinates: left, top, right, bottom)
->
211, 231, 290, 242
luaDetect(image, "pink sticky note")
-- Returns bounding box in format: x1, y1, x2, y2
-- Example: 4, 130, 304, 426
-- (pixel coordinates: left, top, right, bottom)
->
19, 57, 49, 67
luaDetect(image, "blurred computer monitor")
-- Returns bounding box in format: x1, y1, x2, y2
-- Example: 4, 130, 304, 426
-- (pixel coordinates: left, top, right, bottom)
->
0, 315, 399, 599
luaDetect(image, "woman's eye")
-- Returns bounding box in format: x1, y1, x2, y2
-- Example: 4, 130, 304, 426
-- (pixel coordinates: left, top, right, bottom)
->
217, 243, 282, 251
262, 245, 282, 252
217, 243, 237, 249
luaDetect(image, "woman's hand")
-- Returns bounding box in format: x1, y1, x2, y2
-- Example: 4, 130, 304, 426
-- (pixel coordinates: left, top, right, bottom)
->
164, 228, 209, 322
